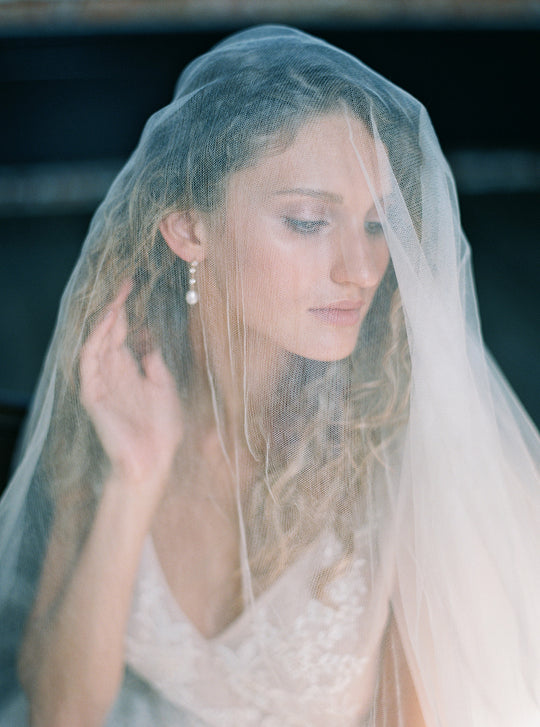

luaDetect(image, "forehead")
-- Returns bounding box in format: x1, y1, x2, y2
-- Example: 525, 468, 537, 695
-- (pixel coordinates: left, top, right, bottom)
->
226, 113, 391, 202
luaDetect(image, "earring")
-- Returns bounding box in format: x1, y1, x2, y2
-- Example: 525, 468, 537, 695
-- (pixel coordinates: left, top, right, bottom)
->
185, 260, 199, 305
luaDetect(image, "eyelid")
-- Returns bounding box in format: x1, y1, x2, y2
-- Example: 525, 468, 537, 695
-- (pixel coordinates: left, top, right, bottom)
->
365, 204, 383, 218
281, 201, 330, 216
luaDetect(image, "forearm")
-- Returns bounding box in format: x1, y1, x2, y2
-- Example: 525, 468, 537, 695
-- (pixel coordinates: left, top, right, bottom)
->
21, 475, 157, 727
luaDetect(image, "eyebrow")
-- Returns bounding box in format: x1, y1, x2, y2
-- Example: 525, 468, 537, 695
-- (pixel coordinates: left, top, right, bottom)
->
273, 188, 344, 204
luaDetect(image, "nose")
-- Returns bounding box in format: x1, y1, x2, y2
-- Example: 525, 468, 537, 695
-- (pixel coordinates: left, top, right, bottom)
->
330, 222, 388, 289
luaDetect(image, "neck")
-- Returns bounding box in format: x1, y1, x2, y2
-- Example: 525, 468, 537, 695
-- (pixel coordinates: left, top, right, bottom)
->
186, 304, 288, 464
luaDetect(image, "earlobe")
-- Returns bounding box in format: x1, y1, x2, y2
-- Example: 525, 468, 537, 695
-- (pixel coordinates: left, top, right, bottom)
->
159, 211, 206, 263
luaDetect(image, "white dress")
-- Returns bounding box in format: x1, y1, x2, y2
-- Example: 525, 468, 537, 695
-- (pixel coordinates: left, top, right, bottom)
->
114, 531, 392, 726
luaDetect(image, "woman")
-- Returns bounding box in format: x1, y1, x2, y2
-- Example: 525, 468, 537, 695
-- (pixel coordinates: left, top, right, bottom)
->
0, 25, 538, 726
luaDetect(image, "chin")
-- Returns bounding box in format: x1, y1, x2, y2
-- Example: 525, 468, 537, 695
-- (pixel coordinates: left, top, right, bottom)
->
307, 351, 354, 363
320, 334, 360, 362
255, 327, 359, 364
291, 339, 358, 363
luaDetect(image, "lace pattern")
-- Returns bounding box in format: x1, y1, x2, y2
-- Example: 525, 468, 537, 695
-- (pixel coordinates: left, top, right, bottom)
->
123, 533, 390, 726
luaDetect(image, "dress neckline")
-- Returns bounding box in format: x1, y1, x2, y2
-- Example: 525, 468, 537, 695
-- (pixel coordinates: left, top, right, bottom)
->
143, 534, 326, 645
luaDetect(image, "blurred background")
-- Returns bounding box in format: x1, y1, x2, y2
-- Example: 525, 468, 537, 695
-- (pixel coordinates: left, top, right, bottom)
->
0, 0, 539, 493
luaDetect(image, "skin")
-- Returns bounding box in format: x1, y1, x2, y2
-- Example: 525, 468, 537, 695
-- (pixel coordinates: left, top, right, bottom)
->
165, 113, 391, 369
19, 113, 425, 727
214, 113, 391, 363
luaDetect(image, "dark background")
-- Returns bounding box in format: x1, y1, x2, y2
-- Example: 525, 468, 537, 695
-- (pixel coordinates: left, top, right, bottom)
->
0, 22, 538, 493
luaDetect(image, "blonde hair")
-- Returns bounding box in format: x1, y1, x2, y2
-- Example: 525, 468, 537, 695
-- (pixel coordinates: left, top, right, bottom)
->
244, 274, 410, 599
39, 52, 417, 596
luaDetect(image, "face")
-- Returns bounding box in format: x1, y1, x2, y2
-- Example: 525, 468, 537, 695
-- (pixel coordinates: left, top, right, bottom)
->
203, 113, 392, 363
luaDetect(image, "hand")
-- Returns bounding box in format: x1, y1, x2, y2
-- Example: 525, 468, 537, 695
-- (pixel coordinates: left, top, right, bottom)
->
80, 281, 184, 502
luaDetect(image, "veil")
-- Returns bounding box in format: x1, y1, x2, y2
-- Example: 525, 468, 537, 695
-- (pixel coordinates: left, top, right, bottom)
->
0, 25, 538, 727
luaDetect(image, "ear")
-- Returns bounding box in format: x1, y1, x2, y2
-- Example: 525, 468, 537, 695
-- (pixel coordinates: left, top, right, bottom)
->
159, 211, 207, 263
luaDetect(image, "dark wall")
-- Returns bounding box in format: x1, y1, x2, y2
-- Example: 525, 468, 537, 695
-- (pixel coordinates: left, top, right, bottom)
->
0, 24, 538, 491
1, 26, 539, 163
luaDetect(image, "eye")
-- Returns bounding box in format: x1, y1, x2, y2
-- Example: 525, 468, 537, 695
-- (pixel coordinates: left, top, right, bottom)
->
364, 220, 384, 236
284, 217, 329, 235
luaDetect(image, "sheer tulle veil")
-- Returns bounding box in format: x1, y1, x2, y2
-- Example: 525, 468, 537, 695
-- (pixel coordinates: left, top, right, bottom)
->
0, 24, 539, 726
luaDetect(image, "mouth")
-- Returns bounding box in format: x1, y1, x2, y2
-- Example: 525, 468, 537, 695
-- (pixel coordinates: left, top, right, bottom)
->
309, 300, 364, 326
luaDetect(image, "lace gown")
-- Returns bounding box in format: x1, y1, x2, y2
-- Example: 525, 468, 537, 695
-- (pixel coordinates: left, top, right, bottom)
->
110, 531, 392, 726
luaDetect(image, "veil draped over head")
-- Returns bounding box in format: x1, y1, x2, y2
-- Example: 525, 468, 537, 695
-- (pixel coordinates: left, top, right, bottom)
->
0, 25, 539, 727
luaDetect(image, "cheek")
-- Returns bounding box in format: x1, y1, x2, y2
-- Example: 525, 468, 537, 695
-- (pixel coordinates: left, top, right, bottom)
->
236, 230, 308, 308
241, 252, 305, 316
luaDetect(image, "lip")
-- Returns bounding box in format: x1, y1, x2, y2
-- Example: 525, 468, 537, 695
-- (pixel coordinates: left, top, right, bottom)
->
309, 300, 364, 326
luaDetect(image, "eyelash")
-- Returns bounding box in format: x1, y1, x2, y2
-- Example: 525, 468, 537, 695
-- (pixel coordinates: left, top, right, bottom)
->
284, 217, 329, 234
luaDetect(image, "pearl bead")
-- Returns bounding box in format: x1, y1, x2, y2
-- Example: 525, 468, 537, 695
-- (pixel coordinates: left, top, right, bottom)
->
186, 289, 199, 305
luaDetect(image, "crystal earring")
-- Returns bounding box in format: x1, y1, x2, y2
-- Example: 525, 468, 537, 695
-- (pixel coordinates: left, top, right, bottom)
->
185, 260, 199, 305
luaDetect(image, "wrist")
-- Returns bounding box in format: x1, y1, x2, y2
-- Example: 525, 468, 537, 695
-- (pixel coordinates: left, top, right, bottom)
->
98, 472, 163, 546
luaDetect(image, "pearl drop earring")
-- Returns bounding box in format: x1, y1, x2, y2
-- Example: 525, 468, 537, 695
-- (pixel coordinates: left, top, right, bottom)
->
185, 261, 199, 305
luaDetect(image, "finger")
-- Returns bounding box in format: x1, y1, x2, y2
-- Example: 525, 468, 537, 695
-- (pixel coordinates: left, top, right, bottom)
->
80, 311, 122, 396
83, 308, 116, 361
80, 337, 113, 407
110, 279, 133, 312
93, 280, 133, 356
107, 279, 133, 349
80, 313, 116, 391
80, 280, 133, 389
142, 349, 172, 385
80, 343, 100, 403
82, 340, 141, 413
109, 337, 143, 384
82, 278, 132, 358
108, 300, 129, 350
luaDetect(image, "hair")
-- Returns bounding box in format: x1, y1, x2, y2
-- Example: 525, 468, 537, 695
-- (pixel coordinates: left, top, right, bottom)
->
40, 28, 416, 598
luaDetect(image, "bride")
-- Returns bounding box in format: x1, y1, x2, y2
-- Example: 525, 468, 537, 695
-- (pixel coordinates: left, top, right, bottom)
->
0, 25, 538, 727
